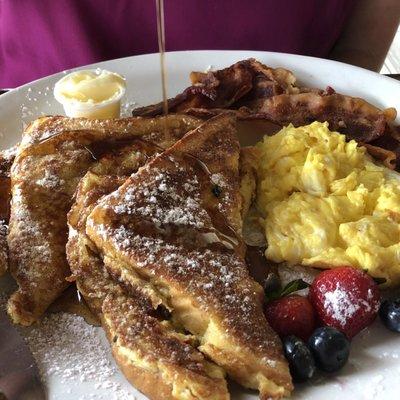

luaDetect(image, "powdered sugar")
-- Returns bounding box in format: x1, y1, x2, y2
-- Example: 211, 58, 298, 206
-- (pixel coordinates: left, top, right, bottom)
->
36, 169, 65, 189
10, 185, 53, 267
362, 374, 385, 400
0, 293, 138, 399
0, 145, 18, 162
120, 100, 138, 117
211, 173, 227, 188
24, 312, 137, 400
112, 165, 209, 229
322, 282, 377, 327
323, 284, 361, 326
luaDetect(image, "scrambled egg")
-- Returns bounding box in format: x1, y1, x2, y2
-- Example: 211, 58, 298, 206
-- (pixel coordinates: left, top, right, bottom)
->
257, 121, 400, 286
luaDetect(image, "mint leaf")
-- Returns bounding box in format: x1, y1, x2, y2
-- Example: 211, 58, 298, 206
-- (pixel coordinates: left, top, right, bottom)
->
280, 279, 309, 297
265, 279, 309, 303
373, 277, 387, 285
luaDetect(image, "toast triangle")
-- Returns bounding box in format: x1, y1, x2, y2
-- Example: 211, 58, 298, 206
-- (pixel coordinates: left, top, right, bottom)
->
86, 114, 293, 399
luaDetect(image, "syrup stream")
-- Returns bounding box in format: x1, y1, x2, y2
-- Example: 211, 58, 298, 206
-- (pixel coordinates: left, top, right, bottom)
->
156, 0, 168, 121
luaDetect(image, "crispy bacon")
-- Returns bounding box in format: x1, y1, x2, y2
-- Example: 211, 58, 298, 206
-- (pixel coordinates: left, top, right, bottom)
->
363, 143, 397, 170
132, 58, 399, 169
247, 92, 389, 143
132, 59, 296, 117
367, 125, 400, 170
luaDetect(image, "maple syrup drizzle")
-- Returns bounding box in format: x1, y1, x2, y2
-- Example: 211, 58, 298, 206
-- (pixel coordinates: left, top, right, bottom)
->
181, 152, 243, 249
156, 0, 169, 132
160, 151, 245, 255
154, 2, 242, 254
84, 136, 163, 161
245, 246, 281, 290
22, 131, 164, 162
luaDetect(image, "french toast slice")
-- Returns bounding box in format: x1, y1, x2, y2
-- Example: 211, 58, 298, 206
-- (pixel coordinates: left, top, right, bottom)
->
67, 136, 258, 399
0, 146, 16, 276
102, 290, 229, 400
86, 114, 293, 399
7, 114, 201, 325
67, 140, 165, 317
67, 144, 230, 399
0, 221, 7, 276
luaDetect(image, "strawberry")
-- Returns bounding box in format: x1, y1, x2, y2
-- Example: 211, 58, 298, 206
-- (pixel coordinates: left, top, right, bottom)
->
309, 267, 381, 339
264, 295, 316, 341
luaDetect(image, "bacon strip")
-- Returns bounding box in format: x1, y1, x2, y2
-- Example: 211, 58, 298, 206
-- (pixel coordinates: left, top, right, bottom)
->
363, 143, 397, 169
132, 58, 399, 169
247, 92, 388, 143
367, 125, 400, 170
132, 59, 297, 117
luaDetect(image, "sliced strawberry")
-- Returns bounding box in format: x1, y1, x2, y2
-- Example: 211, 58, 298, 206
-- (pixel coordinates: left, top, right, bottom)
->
309, 267, 381, 338
264, 295, 316, 341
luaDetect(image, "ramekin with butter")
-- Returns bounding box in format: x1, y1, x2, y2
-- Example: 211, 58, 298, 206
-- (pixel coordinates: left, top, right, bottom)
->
54, 69, 126, 119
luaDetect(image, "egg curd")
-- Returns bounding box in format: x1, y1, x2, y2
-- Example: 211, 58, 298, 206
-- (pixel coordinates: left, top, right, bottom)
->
257, 121, 400, 286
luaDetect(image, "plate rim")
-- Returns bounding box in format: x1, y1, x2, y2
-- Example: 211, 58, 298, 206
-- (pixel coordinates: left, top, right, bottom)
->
1, 49, 400, 400
2, 49, 400, 98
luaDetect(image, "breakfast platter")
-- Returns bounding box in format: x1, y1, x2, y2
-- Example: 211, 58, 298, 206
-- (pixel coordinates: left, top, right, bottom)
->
1, 50, 400, 400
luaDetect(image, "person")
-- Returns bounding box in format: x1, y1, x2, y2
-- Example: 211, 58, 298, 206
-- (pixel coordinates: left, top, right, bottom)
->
0, 0, 399, 88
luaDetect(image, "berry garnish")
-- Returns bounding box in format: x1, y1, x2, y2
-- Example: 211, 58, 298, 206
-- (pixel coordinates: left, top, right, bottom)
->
265, 294, 316, 341
309, 267, 380, 338
265, 278, 309, 302
308, 327, 350, 373
379, 299, 400, 333
282, 335, 316, 382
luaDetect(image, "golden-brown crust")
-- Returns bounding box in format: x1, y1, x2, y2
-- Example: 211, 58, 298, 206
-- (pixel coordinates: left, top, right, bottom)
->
7, 112, 292, 398
66, 144, 151, 317
112, 350, 178, 400
0, 146, 18, 276
86, 114, 293, 398
103, 293, 229, 400
8, 146, 93, 325
0, 221, 7, 276
0, 146, 15, 224
67, 134, 196, 316
20, 115, 202, 153
8, 115, 202, 325
67, 143, 230, 400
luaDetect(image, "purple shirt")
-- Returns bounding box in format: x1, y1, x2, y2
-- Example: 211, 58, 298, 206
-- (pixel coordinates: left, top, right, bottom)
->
0, 0, 357, 87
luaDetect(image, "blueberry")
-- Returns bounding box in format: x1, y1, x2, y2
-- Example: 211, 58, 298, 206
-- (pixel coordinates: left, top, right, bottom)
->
379, 299, 400, 332
282, 335, 315, 382
308, 327, 350, 373
211, 185, 222, 197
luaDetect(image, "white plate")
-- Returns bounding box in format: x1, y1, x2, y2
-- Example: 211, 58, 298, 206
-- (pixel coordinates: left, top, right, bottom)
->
1, 50, 400, 400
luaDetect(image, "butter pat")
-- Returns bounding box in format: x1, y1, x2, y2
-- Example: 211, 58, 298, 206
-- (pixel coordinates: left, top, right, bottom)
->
54, 69, 126, 119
